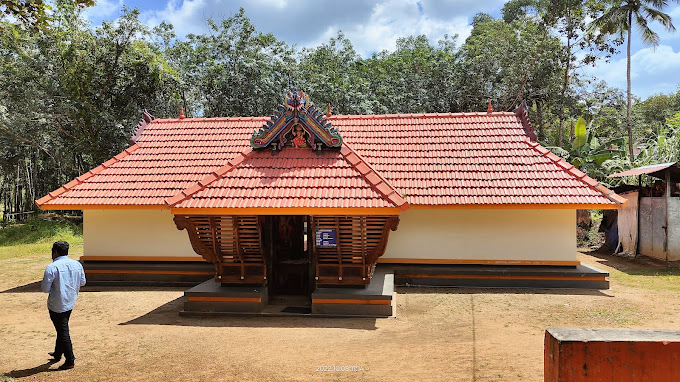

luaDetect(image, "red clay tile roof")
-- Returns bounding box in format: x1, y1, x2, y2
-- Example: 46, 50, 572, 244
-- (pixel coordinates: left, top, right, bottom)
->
336, 112, 623, 206
36, 112, 624, 209
36, 118, 260, 207
166, 144, 408, 211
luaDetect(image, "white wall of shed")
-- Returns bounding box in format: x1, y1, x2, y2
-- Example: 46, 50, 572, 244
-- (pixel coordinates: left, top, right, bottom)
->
616, 191, 639, 256
668, 198, 680, 261
639, 197, 680, 261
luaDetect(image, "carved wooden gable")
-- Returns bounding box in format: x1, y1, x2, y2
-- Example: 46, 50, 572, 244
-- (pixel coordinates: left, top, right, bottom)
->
250, 90, 342, 150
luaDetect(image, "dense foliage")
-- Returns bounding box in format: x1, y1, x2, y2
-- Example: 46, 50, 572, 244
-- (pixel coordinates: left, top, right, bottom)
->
1, 1, 679, 216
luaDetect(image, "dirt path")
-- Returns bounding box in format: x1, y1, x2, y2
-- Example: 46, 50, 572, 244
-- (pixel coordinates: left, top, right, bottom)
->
2, 251, 680, 381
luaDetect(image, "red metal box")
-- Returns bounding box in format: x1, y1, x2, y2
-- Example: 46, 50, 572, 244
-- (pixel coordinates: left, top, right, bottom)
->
545, 328, 680, 381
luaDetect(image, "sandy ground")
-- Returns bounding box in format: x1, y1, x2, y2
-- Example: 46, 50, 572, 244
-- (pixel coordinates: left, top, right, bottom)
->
2, 251, 680, 381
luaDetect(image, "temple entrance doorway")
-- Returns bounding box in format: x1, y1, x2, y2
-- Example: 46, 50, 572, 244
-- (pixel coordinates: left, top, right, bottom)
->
266, 215, 313, 301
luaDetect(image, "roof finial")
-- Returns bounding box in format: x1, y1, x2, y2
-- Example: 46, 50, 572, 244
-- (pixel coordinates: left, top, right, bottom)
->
179, 106, 185, 119
327, 103, 332, 118
487, 99, 493, 114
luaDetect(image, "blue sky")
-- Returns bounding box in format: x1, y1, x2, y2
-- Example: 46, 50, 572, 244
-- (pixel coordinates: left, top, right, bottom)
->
84, 0, 680, 99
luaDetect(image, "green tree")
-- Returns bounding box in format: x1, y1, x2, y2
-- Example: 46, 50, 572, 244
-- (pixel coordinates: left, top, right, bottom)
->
459, 13, 564, 137
578, 81, 627, 140
361, 34, 460, 114
297, 31, 376, 114
634, 93, 677, 136
0, 0, 93, 30
635, 112, 680, 166
0, 5, 179, 214
592, 0, 679, 162
503, 0, 622, 146
170, 8, 294, 117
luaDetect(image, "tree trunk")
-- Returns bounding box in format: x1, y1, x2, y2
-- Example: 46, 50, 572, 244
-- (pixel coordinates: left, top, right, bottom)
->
626, 11, 635, 162
535, 100, 545, 140
559, 30, 572, 148
1, 180, 6, 222
15, 165, 20, 214
558, 116, 564, 147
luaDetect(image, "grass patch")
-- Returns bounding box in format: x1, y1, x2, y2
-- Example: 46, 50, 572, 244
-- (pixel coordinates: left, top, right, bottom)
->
0, 374, 16, 382
581, 307, 643, 326
0, 216, 83, 261
612, 267, 680, 291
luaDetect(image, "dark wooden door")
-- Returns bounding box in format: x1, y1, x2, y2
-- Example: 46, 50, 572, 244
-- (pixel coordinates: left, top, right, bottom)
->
269, 215, 311, 296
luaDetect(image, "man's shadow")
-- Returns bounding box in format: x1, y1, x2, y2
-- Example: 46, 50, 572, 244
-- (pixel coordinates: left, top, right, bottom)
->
4, 360, 59, 378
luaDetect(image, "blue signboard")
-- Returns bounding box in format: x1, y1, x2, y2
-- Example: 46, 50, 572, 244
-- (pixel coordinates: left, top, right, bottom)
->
315, 228, 337, 247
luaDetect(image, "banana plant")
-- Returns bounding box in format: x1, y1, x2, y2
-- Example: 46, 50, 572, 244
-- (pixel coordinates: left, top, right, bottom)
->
548, 117, 627, 181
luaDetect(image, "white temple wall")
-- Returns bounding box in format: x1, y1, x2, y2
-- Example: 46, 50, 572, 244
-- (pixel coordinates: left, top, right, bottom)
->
83, 209, 200, 259
82, 208, 577, 264
382, 208, 577, 263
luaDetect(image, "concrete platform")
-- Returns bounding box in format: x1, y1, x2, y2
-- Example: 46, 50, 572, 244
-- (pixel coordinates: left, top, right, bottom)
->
82, 259, 609, 290
181, 281, 268, 314
393, 263, 609, 289
83, 260, 214, 286
312, 267, 394, 317
181, 268, 396, 317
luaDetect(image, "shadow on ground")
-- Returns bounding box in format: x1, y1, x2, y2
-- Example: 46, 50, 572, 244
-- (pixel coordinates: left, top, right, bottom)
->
397, 286, 613, 297
3, 360, 58, 378
120, 296, 379, 330
1, 281, 42, 293
1, 281, 189, 293
582, 248, 680, 276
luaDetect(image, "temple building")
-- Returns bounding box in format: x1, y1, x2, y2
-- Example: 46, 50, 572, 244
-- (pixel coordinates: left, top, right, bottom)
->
36, 91, 626, 316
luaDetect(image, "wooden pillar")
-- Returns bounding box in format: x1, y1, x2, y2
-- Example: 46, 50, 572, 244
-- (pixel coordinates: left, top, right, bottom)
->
335, 217, 342, 281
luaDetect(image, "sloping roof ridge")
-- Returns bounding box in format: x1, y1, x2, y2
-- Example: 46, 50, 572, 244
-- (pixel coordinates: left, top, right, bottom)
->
130, 110, 154, 145
35, 143, 142, 207
152, 116, 270, 124
524, 139, 627, 206
329, 111, 515, 120
166, 144, 409, 211
165, 147, 254, 207
340, 143, 409, 211
150, 112, 516, 123
513, 101, 538, 142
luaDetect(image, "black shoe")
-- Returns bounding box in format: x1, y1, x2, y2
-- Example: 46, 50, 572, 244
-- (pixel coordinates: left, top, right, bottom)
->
48, 352, 61, 362
57, 363, 75, 370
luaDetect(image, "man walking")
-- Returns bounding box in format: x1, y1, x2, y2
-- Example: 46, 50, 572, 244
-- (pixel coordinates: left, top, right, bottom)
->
41, 241, 86, 370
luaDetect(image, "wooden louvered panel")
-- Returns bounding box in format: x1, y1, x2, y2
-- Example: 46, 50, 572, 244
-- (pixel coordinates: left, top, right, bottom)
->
217, 216, 264, 284
312, 216, 399, 286
217, 217, 237, 262
237, 216, 261, 263
174, 215, 266, 285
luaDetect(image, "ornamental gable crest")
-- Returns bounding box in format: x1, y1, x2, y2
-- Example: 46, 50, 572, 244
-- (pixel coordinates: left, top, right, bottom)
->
250, 90, 342, 150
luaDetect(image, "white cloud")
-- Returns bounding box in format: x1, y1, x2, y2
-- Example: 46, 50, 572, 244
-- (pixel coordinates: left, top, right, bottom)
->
585, 44, 680, 98
127, 0, 497, 56
138, 0, 380, 45
336, 0, 473, 56
83, 0, 124, 23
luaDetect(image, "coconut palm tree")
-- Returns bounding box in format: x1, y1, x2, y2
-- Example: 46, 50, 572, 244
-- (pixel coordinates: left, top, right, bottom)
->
592, 0, 679, 163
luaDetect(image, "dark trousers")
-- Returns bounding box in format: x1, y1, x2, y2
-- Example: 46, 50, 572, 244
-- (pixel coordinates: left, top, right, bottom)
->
48, 309, 75, 365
